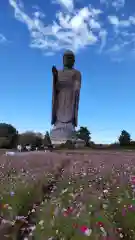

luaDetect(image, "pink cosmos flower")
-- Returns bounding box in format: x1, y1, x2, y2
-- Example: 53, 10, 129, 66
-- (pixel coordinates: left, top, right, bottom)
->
63, 210, 69, 217
80, 225, 92, 236
130, 175, 135, 184
63, 207, 73, 217
97, 221, 104, 227
80, 226, 87, 232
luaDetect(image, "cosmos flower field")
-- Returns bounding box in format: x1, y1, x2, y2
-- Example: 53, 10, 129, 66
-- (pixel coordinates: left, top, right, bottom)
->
0, 150, 135, 239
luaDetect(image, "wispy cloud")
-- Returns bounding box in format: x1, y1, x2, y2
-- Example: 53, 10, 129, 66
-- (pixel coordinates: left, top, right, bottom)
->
8, 0, 135, 59
106, 38, 132, 62
108, 15, 131, 28
98, 29, 107, 53
107, 44, 122, 53
112, 0, 125, 10
129, 16, 135, 25
53, 0, 74, 12
9, 0, 105, 54
0, 34, 7, 44
100, 0, 125, 9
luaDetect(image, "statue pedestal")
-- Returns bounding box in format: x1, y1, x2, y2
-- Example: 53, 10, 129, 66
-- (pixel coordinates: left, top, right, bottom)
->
50, 122, 76, 146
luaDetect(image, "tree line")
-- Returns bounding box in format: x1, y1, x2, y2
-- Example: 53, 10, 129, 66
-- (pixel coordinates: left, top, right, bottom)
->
0, 123, 134, 150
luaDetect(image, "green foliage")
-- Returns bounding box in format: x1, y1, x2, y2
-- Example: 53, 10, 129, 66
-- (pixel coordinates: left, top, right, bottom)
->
64, 140, 75, 149
118, 130, 131, 146
76, 126, 91, 146
57, 140, 75, 150
18, 131, 42, 148
0, 121, 135, 150
43, 131, 52, 147
130, 141, 135, 148
0, 123, 18, 149
0, 137, 11, 149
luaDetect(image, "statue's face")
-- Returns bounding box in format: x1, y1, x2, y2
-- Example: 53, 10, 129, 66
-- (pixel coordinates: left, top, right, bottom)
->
63, 52, 75, 69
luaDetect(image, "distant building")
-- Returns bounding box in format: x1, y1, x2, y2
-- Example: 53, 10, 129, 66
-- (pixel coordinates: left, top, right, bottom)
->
75, 139, 85, 148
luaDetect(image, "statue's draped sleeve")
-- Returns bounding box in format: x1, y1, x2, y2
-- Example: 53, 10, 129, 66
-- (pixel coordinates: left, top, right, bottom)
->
73, 71, 81, 127
51, 70, 58, 125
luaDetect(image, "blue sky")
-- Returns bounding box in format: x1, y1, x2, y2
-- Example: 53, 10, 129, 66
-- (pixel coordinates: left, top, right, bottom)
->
0, 0, 135, 143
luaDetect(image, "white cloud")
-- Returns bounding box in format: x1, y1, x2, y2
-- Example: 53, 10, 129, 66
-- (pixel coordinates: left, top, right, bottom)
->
108, 15, 131, 28
129, 16, 135, 25
100, 0, 108, 7
53, 0, 74, 12
107, 44, 121, 52
108, 15, 119, 25
99, 29, 107, 52
8, 0, 135, 59
9, 0, 104, 53
106, 39, 132, 61
89, 6, 102, 17
32, 4, 46, 19
89, 18, 101, 29
0, 34, 7, 44
100, 0, 125, 9
33, 11, 45, 19
119, 20, 131, 27
112, 0, 125, 9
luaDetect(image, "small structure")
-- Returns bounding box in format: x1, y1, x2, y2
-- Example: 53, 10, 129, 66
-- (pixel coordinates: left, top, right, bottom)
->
75, 139, 85, 148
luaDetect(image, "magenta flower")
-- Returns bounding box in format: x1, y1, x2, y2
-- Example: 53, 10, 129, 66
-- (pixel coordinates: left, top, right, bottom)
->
130, 175, 135, 185
80, 225, 92, 236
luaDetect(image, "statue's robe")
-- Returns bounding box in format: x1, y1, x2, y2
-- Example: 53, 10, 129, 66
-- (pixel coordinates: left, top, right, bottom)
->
51, 68, 81, 128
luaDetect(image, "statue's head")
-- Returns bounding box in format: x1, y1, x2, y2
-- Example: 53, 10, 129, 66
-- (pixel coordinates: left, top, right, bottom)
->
63, 50, 75, 69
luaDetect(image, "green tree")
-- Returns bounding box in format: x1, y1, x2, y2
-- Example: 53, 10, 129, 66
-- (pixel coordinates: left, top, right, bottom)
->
0, 123, 18, 149
43, 131, 52, 147
18, 131, 42, 149
130, 141, 135, 148
76, 126, 91, 146
64, 140, 75, 149
118, 130, 131, 146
